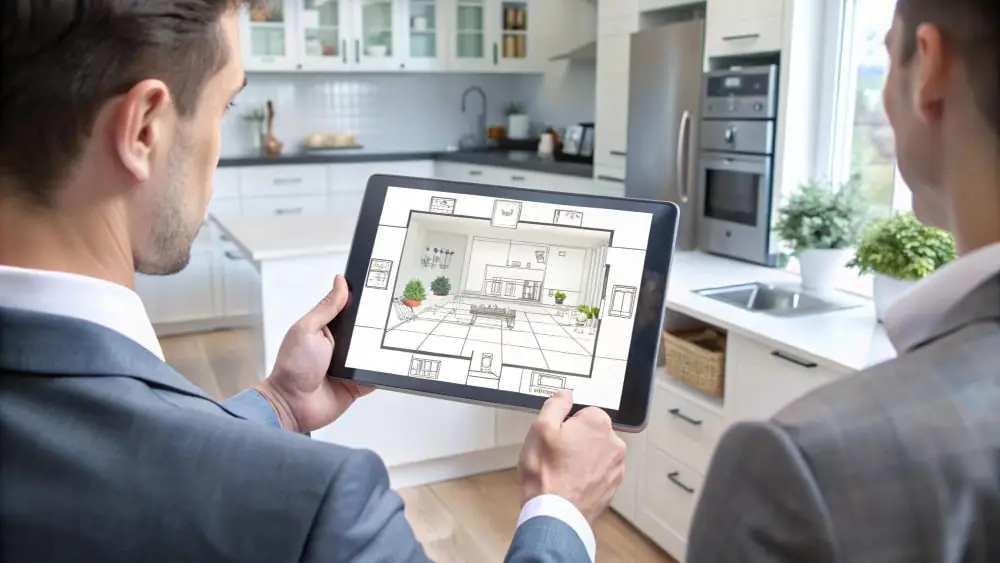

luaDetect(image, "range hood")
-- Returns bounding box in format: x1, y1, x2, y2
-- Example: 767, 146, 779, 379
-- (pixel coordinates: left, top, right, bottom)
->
549, 40, 596, 62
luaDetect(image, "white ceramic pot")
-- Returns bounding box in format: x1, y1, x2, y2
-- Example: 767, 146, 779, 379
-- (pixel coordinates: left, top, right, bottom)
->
507, 114, 530, 139
873, 274, 917, 322
798, 248, 851, 292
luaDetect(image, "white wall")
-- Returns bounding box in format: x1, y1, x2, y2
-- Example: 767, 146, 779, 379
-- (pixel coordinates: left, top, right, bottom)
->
464, 238, 512, 293
540, 246, 587, 306
394, 222, 425, 298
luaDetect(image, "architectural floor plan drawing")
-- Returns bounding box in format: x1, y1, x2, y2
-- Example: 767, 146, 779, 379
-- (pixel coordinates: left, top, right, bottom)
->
346, 186, 653, 410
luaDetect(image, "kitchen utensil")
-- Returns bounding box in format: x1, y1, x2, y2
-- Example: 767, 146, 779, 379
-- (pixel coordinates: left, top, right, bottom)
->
263, 100, 283, 157
537, 133, 554, 156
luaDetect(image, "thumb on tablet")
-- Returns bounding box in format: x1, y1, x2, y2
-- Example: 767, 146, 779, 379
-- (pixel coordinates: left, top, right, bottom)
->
537, 389, 574, 427
304, 275, 350, 330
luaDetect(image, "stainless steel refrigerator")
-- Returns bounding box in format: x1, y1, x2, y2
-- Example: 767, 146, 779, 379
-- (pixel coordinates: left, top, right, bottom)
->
625, 19, 705, 251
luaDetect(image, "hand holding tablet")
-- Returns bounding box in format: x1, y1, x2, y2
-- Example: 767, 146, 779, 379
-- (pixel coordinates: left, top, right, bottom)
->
327, 174, 679, 431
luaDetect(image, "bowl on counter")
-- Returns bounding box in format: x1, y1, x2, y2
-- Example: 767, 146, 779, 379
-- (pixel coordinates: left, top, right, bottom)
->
366, 45, 388, 57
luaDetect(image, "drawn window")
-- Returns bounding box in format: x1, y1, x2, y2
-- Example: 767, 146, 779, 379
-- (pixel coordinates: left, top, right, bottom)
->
608, 285, 636, 318
409, 358, 441, 378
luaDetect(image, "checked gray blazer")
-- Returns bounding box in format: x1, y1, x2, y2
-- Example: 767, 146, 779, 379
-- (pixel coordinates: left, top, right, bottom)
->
686, 274, 1000, 562
0, 306, 590, 563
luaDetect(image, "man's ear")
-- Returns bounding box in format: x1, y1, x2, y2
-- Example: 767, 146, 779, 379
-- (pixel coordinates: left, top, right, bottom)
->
114, 79, 172, 183
911, 23, 948, 123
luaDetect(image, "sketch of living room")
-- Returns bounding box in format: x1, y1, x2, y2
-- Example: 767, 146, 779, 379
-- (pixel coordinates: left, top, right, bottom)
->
378, 211, 625, 390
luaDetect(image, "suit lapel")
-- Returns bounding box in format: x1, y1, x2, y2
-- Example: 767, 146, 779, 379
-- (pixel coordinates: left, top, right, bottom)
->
905, 274, 1000, 352
0, 306, 241, 417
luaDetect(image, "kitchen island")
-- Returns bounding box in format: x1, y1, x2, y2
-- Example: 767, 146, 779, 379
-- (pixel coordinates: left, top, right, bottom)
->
211, 211, 898, 561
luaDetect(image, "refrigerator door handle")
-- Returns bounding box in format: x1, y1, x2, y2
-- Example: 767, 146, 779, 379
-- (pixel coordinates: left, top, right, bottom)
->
676, 110, 692, 203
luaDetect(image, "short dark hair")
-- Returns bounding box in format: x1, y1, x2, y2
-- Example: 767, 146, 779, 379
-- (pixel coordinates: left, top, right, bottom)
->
0, 0, 258, 206
896, 0, 999, 137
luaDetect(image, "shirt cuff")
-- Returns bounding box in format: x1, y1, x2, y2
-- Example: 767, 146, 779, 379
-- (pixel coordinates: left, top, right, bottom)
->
517, 494, 595, 562
223, 388, 281, 429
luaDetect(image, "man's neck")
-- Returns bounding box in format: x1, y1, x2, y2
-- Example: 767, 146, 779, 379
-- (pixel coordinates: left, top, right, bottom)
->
945, 132, 1000, 255
0, 199, 135, 289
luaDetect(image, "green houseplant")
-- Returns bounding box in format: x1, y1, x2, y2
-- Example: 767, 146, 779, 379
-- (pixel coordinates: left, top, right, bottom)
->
402, 279, 426, 307
553, 291, 567, 305
775, 177, 868, 291
430, 276, 451, 296
847, 212, 956, 321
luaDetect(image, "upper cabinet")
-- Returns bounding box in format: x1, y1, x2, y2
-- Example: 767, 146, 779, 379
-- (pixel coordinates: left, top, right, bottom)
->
240, 0, 545, 73
705, 0, 785, 59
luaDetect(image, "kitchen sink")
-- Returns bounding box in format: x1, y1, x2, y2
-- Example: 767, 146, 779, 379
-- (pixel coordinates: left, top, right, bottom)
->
693, 282, 861, 317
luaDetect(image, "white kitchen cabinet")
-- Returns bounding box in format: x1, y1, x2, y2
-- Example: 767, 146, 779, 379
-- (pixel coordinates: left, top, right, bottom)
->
295, 0, 355, 71
705, 0, 784, 59
635, 446, 703, 562
594, 16, 633, 173
610, 428, 644, 523
646, 379, 726, 475
495, 408, 535, 446
242, 195, 331, 218
135, 248, 218, 325
725, 333, 840, 423
240, 165, 328, 198
315, 388, 498, 467
639, 0, 699, 11
400, 0, 449, 71
240, 0, 300, 71
447, 0, 544, 72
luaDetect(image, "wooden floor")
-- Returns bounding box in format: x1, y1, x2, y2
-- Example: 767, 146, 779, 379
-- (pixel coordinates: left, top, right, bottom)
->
162, 329, 675, 563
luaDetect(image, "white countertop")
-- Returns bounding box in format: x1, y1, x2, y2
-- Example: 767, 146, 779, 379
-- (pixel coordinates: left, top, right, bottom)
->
210, 214, 355, 261
665, 252, 897, 373
210, 212, 897, 374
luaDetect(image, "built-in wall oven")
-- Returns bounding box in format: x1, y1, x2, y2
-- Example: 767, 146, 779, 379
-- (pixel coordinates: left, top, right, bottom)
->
697, 65, 780, 266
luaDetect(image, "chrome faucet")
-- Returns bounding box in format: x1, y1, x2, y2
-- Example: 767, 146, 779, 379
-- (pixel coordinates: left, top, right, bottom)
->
461, 86, 488, 148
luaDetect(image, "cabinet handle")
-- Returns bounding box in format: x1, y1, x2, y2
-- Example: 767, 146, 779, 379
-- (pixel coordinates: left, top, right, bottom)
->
723, 33, 761, 41
342, 39, 347, 63
355, 39, 360, 63
468, 170, 483, 177
493, 42, 498, 65
274, 207, 303, 215
272, 177, 302, 185
510, 175, 526, 182
609, 150, 627, 156
597, 175, 625, 183
771, 350, 817, 368
668, 407, 702, 426
224, 251, 245, 261
667, 471, 695, 494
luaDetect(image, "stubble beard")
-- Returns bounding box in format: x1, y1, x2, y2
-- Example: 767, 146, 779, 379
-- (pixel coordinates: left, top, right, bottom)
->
134, 138, 200, 276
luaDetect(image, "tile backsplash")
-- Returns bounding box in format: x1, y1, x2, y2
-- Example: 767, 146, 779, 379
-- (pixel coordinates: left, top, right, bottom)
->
222, 67, 596, 157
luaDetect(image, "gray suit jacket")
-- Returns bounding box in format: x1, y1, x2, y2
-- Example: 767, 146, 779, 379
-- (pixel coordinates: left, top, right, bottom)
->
0, 307, 589, 563
687, 275, 1000, 562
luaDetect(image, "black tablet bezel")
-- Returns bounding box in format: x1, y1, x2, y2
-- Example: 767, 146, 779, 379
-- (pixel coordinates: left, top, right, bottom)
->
327, 174, 678, 431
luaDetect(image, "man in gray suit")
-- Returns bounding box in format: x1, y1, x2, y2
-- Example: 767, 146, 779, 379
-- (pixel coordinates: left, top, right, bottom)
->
687, 0, 999, 561
0, 2, 626, 562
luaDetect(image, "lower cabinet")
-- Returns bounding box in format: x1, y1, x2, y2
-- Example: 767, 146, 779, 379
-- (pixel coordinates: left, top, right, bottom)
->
635, 447, 703, 561
220, 243, 258, 319
495, 408, 536, 447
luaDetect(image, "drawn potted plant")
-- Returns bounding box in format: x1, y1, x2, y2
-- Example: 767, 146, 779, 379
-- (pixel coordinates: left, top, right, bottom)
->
775, 176, 868, 292
575, 304, 591, 332
589, 306, 600, 334
430, 276, 452, 297
554, 291, 567, 305
847, 212, 956, 322
402, 279, 426, 307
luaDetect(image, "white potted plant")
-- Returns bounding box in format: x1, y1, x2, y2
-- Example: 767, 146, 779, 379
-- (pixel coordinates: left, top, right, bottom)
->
847, 212, 956, 321
775, 178, 868, 292
504, 102, 530, 140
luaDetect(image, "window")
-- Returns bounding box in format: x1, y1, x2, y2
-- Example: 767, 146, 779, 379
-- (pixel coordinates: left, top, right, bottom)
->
409, 358, 441, 379
810, 0, 914, 295
608, 285, 636, 319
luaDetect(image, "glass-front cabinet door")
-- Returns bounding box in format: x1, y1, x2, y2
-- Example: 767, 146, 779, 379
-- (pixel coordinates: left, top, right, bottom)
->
400, 0, 447, 70
496, 0, 534, 70
297, 0, 353, 70
451, 0, 490, 70
352, 0, 398, 70
240, 0, 298, 71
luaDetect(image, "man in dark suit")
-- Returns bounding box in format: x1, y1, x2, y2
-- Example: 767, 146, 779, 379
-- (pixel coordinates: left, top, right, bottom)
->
0, 2, 625, 561
687, 0, 1000, 561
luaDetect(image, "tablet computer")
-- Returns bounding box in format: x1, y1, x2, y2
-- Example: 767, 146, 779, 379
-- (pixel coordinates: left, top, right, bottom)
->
327, 174, 678, 431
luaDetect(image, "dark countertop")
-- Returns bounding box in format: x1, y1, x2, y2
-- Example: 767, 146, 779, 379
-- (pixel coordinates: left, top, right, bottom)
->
218, 149, 594, 179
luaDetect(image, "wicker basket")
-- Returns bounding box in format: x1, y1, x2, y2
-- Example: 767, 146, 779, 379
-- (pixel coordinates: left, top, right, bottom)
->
661, 328, 727, 398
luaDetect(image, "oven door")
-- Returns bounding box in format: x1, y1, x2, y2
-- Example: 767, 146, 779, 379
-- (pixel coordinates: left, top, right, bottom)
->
696, 151, 774, 264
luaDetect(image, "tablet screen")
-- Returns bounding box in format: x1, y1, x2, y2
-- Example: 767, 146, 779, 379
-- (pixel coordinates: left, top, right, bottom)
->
344, 186, 653, 411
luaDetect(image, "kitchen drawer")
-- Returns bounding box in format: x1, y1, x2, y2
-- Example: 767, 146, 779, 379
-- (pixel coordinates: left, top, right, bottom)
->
705, 15, 785, 58
647, 381, 726, 474
636, 447, 704, 554
239, 165, 327, 198
707, 0, 784, 23
212, 168, 240, 200
241, 196, 330, 218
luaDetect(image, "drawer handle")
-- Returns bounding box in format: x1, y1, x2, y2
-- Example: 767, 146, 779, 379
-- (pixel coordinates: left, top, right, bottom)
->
510, 175, 526, 182
667, 471, 695, 494
609, 150, 627, 156
597, 175, 625, 184
274, 207, 303, 215
224, 251, 245, 261
668, 408, 702, 426
723, 33, 761, 42
771, 350, 818, 368
272, 177, 302, 185
468, 170, 483, 177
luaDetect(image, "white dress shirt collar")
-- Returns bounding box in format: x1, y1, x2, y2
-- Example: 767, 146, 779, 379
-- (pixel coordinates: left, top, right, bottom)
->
0, 265, 164, 360
883, 241, 1000, 352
